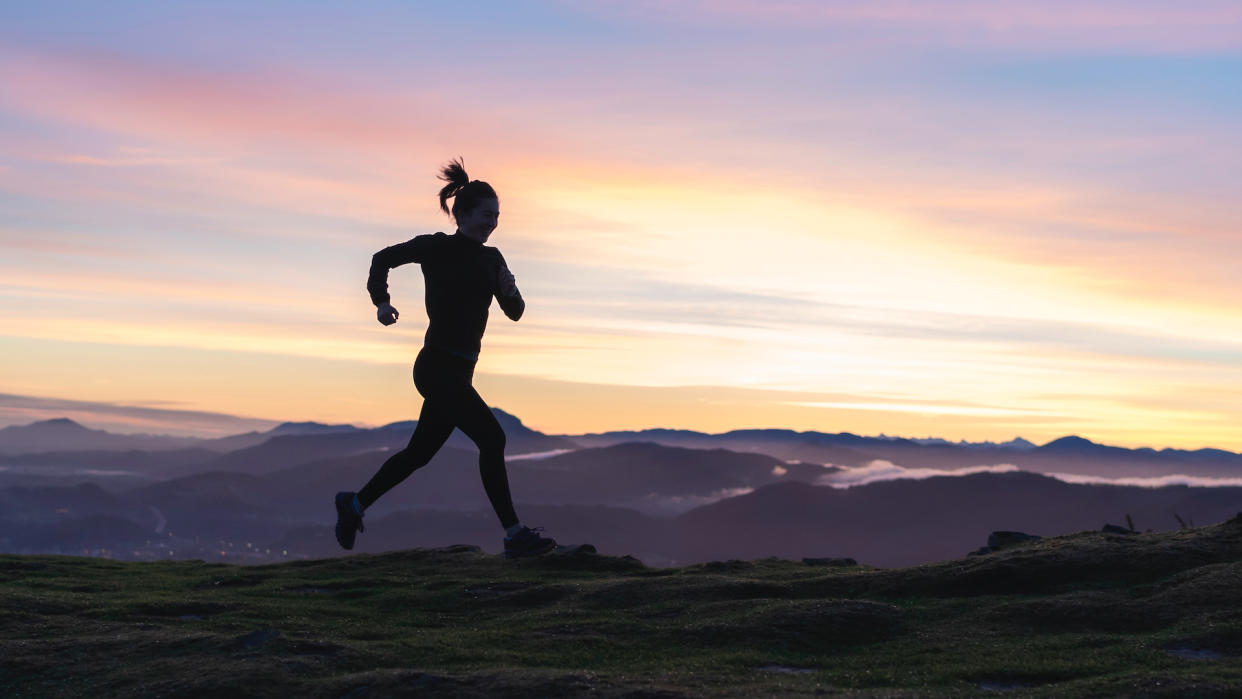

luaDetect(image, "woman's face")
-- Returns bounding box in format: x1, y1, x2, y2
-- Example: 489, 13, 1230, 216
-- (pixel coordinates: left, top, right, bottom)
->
456, 197, 499, 243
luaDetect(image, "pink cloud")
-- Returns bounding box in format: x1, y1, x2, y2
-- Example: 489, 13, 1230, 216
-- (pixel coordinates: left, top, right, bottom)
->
0, 47, 506, 159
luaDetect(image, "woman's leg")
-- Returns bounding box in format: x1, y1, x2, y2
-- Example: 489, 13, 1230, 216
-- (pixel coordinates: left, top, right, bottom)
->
451, 385, 520, 530
356, 396, 455, 509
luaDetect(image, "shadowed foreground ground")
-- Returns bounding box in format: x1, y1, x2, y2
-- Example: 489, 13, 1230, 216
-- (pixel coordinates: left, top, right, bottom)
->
3, 514, 1241, 697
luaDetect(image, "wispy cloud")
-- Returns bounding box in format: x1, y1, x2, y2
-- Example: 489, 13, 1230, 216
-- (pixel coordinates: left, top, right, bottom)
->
817, 460, 1242, 489
1045, 471, 1242, 488
788, 401, 1047, 418
0, 393, 279, 437
817, 460, 1023, 488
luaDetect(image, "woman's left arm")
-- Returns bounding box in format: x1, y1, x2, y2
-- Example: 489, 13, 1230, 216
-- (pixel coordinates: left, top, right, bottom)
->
493, 249, 525, 321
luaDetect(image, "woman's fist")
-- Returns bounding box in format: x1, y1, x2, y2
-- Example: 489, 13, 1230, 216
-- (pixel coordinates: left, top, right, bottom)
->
377, 303, 399, 326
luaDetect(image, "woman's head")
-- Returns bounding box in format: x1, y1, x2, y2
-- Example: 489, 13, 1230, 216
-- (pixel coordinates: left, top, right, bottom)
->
437, 157, 499, 243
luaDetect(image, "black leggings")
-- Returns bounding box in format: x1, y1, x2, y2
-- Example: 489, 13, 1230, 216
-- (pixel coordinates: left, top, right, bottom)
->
357, 347, 518, 529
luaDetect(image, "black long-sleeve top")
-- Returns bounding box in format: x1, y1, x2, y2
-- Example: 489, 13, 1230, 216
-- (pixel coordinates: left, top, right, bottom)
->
367, 232, 524, 361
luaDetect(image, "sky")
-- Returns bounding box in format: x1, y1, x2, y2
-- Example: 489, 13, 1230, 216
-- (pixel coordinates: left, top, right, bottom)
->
1, 1, 1240, 450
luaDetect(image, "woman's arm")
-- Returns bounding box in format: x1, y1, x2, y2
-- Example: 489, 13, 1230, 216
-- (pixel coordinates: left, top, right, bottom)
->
367, 235, 434, 308
492, 249, 525, 322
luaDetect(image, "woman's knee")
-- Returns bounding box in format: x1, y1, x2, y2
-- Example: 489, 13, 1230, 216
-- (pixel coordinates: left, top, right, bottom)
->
477, 426, 506, 455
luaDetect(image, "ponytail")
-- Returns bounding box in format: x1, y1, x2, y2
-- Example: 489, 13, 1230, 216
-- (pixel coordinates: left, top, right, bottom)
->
436, 156, 498, 220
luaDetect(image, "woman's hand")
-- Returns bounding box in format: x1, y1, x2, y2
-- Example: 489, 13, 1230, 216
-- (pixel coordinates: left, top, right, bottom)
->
377, 303, 399, 326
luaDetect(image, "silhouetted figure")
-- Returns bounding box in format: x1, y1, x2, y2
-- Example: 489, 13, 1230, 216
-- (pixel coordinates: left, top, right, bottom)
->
335, 158, 556, 559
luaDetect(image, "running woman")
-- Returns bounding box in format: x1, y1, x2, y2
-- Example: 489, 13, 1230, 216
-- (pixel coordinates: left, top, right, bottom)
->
334, 158, 557, 559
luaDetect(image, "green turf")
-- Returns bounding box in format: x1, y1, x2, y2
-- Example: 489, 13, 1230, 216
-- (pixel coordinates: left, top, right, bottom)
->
3, 517, 1241, 697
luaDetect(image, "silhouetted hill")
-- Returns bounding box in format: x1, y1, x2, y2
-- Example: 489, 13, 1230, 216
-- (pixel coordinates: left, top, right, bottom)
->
0, 410, 577, 462
199, 408, 576, 474
565, 427, 1242, 479
509, 442, 836, 514
0, 419, 202, 454
129, 441, 832, 524
196, 421, 363, 453
263, 469, 1242, 568
673, 471, 1242, 567
6, 515, 1240, 696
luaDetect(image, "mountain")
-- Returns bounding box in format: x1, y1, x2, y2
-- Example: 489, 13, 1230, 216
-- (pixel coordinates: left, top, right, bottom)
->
196, 421, 365, 453
0, 410, 577, 473
508, 442, 836, 514
257, 468, 1242, 569
671, 471, 1242, 567
104, 441, 834, 528
0, 419, 201, 454
564, 428, 1242, 480
0, 418, 353, 455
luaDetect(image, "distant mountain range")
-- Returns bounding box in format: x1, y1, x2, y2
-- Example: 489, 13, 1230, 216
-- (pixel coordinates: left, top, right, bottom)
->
565, 428, 1242, 480
5, 415, 1240, 477
3, 411, 1240, 567
0, 410, 573, 459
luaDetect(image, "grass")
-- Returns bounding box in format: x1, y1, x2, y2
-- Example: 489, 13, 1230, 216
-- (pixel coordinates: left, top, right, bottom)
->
2, 516, 1241, 697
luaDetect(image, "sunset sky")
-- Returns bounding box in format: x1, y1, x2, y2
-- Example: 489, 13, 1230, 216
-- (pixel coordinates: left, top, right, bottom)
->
2, 1, 1240, 450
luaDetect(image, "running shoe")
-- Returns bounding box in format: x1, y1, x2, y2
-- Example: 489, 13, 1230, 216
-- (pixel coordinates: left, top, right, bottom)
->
503, 526, 557, 559
334, 491, 365, 550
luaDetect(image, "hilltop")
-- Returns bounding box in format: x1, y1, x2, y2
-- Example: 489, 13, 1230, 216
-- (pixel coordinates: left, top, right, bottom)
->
3, 513, 1241, 697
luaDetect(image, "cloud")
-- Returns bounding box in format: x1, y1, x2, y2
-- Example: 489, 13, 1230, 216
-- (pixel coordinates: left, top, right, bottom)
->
0, 392, 279, 437
788, 401, 1050, 419
817, 459, 1242, 489
816, 460, 1022, 488
1043, 471, 1242, 488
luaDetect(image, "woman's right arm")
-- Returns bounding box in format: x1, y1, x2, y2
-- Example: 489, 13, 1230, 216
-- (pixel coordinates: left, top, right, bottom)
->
367, 235, 434, 324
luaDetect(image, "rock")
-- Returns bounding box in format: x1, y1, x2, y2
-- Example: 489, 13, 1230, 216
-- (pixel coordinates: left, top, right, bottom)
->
968, 531, 1042, 557
987, 531, 1042, 550
802, 557, 857, 567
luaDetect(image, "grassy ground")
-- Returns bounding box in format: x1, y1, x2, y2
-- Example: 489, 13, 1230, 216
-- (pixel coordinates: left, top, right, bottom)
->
3, 515, 1241, 698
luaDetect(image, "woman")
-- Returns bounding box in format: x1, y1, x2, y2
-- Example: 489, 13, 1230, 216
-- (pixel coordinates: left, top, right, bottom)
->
334, 158, 557, 559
